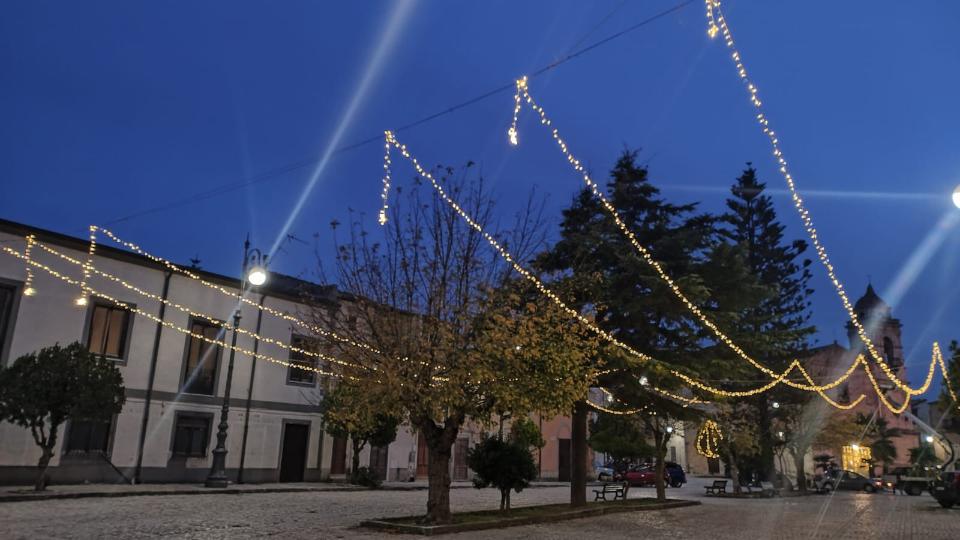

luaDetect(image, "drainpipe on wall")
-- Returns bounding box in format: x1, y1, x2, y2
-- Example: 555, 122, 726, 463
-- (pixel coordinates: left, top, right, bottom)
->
237, 293, 266, 484
133, 270, 173, 484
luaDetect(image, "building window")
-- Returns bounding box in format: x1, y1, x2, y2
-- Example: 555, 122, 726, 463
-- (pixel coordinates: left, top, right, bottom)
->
172, 414, 211, 458
0, 282, 17, 364
287, 334, 317, 386
86, 302, 132, 360
181, 319, 222, 395
65, 419, 112, 454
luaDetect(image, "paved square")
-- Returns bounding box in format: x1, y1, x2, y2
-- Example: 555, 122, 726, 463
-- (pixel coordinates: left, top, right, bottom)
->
1, 479, 957, 539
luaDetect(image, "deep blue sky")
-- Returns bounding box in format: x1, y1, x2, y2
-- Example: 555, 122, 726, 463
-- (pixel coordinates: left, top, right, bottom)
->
2, 1, 959, 388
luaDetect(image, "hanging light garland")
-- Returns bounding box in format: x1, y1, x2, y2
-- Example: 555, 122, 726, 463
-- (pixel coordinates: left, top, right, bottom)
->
89, 225, 386, 359
703, 0, 959, 409
378, 129, 929, 410
3, 245, 346, 380
504, 72, 958, 411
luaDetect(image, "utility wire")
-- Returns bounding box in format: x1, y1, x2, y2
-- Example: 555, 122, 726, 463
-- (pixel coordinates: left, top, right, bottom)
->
103, 0, 695, 227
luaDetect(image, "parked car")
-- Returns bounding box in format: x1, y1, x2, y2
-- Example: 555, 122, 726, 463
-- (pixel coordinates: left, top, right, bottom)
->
596, 466, 616, 482
665, 462, 687, 487
929, 471, 959, 508
621, 462, 686, 488
622, 465, 660, 486
816, 470, 876, 493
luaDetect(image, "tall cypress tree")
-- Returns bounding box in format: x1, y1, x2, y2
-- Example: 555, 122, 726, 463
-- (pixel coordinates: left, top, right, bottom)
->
721, 164, 816, 482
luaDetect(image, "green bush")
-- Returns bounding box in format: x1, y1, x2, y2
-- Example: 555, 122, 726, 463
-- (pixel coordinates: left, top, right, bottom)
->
467, 436, 538, 511
352, 466, 383, 489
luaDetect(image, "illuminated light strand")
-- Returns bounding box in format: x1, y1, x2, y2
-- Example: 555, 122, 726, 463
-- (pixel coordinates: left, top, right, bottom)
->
511, 77, 867, 396
704, 0, 959, 406
1, 245, 345, 380
30, 240, 372, 375
510, 77, 960, 411
696, 420, 722, 458
512, 77, 837, 393
76, 225, 97, 306
379, 131, 896, 410
379, 139, 392, 226
381, 131, 708, 405
381, 131, 657, 366
22, 235, 36, 296
90, 226, 387, 359
585, 400, 642, 416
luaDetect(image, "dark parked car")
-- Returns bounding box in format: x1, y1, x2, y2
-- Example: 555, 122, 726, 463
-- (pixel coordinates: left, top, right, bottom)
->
816, 470, 876, 493
930, 471, 960, 509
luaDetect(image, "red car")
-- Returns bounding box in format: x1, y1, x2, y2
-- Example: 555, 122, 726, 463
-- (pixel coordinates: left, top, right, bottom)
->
622, 466, 667, 487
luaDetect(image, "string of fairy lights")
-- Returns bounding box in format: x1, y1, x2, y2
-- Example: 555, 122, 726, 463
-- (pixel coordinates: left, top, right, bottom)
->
3, 245, 344, 380
377, 41, 960, 417
704, 0, 959, 409
91, 225, 386, 359
29, 240, 362, 373
5, 2, 956, 428
378, 127, 960, 415
507, 76, 960, 412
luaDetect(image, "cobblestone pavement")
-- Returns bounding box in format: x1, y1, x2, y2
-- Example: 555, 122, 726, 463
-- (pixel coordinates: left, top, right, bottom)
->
1, 479, 957, 539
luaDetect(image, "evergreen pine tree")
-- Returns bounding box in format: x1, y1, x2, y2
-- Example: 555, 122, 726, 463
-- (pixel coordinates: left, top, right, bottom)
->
721, 163, 816, 482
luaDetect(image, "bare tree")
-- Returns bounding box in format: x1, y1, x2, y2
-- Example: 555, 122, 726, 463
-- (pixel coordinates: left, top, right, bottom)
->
307, 165, 598, 524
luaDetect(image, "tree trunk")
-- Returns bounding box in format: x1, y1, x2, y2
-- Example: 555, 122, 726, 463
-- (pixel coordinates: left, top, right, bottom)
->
793, 452, 807, 493
654, 432, 667, 501
501, 488, 511, 511
570, 401, 588, 507
35, 447, 53, 491
350, 439, 363, 483
32, 424, 58, 492
756, 396, 775, 482
425, 442, 453, 523
417, 416, 461, 525
723, 439, 741, 495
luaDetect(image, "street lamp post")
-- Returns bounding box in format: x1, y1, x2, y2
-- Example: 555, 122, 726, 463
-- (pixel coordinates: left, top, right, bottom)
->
205, 237, 268, 488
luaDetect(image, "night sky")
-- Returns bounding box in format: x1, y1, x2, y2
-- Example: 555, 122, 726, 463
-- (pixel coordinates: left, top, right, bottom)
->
2, 1, 959, 389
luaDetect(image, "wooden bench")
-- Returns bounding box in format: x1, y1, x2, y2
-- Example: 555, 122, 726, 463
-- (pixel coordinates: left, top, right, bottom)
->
593, 482, 629, 501
704, 479, 727, 496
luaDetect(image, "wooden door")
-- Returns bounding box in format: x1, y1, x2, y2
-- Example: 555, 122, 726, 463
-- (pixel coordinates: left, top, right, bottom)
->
330, 435, 347, 475
558, 438, 571, 482
453, 438, 469, 480
416, 431, 429, 478
279, 423, 309, 482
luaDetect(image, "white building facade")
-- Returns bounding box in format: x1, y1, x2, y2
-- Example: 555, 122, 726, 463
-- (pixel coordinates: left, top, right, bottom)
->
0, 218, 677, 486
0, 218, 346, 485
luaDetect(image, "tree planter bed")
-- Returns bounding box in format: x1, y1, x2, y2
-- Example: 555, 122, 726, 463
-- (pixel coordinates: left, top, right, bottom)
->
361, 499, 700, 535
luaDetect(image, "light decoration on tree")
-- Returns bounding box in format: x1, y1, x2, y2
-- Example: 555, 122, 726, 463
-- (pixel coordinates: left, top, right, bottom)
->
696, 420, 722, 458
703, 0, 960, 411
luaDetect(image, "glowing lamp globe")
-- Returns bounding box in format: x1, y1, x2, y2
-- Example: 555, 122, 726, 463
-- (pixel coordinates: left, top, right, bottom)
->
247, 266, 268, 286
925, 435, 934, 443
953, 184, 960, 209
